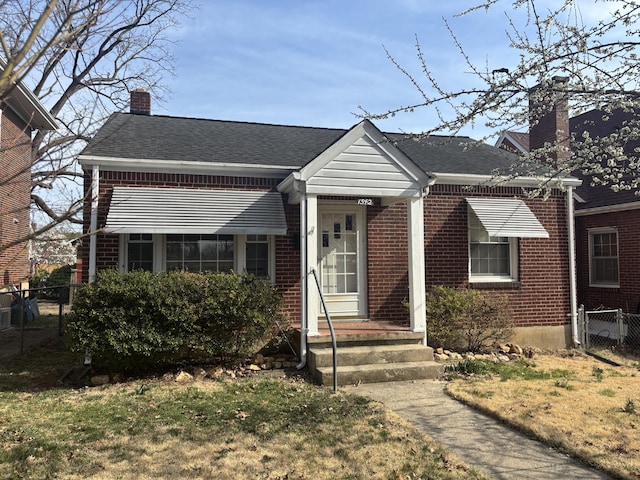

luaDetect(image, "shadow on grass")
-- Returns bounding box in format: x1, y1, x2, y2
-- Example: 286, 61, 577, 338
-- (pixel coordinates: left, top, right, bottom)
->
0, 336, 83, 392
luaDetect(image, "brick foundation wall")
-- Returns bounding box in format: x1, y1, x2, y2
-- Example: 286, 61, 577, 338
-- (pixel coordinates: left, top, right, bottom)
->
0, 109, 32, 286
576, 210, 640, 312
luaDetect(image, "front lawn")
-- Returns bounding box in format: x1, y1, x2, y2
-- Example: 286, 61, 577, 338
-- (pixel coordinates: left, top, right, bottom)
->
0, 338, 486, 480
446, 351, 640, 479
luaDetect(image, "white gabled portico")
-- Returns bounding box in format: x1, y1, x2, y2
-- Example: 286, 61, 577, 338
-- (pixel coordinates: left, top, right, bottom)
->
277, 120, 432, 349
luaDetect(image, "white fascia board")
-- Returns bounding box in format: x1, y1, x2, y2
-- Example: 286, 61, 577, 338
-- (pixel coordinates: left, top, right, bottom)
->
575, 201, 640, 216
431, 172, 582, 188
78, 155, 295, 178
5, 82, 58, 130
0, 58, 57, 130
298, 120, 429, 185
305, 184, 423, 198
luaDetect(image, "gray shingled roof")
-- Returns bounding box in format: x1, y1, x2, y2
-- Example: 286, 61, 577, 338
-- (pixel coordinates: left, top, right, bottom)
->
80, 112, 520, 175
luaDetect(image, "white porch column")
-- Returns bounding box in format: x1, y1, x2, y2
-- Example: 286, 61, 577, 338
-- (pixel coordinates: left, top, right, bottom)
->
407, 194, 427, 342
305, 194, 320, 336
88, 165, 100, 283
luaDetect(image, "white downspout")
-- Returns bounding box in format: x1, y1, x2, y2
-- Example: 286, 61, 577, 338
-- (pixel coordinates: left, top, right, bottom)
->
567, 185, 579, 346
88, 165, 99, 283
296, 194, 308, 369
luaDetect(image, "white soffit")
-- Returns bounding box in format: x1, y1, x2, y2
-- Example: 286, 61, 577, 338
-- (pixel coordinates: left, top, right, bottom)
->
466, 198, 549, 238
105, 187, 287, 235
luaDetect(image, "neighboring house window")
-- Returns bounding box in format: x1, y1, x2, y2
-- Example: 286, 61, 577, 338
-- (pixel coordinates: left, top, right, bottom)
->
127, 234, 154, 271
166, 234, 234, 273
468, 211, 518, 282
589, 229, 619, 287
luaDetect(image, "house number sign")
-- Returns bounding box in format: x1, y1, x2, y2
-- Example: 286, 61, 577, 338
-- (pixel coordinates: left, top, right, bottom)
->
357, 198, 373, 206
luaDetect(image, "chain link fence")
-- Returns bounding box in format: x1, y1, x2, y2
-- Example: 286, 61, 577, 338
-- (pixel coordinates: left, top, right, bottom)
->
578, 305, 640, 353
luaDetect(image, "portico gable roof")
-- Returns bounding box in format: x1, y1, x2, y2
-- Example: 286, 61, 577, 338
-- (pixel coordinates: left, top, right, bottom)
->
278, 120, 431, 203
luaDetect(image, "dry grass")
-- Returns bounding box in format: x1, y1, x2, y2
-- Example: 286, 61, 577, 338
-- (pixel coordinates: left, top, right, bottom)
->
446, 351, 640, 479
0, 338, 487, 480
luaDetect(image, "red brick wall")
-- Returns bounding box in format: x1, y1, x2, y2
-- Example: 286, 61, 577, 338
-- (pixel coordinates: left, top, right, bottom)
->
367, 202, 409, 322
276, 200, 301, 321
83, 171, 573, 328
0, 108, 32, 286
81, 170, 304, 320
426, 184, 571, 328
529, 77, 570, 167
576, 210, 640, 312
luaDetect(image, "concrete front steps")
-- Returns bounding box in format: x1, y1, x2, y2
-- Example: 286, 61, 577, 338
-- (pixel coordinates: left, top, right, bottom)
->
307, 331, 443, 386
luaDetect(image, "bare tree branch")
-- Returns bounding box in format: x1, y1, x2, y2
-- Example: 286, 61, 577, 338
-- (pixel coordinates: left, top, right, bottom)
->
360, 0, 640, 195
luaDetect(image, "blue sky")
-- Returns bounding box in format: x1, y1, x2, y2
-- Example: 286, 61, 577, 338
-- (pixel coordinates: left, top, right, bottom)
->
157, 1, 525, 139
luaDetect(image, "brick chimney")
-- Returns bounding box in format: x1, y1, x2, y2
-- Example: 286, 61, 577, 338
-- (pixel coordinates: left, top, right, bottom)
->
529, 76, 569, 166
130, 88, 151, 115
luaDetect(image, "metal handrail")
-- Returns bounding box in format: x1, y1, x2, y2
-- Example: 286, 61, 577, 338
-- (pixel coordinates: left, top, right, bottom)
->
309, 268, 337, 392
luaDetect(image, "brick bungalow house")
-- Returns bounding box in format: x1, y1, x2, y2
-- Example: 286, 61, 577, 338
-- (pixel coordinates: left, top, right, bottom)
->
0, 71, 58, 289
79, 90, 581, 366
497, 104, 640, 314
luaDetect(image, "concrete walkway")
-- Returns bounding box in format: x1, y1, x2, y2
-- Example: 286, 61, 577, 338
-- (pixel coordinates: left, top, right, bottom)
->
344, 379, 613, 480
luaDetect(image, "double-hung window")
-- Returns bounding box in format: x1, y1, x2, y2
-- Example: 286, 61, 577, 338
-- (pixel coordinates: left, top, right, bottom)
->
589, 228, 619, 287
244, 235, 270, 277
468, 211, 518, 282
126, 234, 154, 271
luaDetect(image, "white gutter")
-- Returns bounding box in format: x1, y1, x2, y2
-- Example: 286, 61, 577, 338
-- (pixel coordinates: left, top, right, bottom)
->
567, 185, 579, 346
78, 155, 295, 179
296, 194, 308, 369
431, 172, 582, 188
574, 200, 640, 216
88, 165, 99, 283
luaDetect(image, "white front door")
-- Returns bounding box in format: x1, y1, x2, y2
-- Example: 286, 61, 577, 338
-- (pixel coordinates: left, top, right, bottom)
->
318, 204, 367, 318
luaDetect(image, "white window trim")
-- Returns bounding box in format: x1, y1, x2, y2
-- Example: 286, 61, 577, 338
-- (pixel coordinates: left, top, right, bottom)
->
468, 237, 519, 283
236, 234, 276, 280
120, 234, 276, 280
588, 227, 620, 288
468, 210, 519, 284
119, 233, 161, 273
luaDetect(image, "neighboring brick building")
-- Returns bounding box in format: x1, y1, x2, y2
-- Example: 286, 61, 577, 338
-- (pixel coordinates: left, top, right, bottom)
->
0, 77, 57, 288
571, 108, 640, 313
496, 99, 640, 314
79, 90, 580, 350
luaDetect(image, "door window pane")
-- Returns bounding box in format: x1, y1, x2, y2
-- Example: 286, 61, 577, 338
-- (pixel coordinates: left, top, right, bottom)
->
321, 212, 358, 294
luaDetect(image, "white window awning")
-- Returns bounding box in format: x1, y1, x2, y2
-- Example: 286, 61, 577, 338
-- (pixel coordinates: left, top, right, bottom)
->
466, 198, 549, 238
105, 187, 287, 235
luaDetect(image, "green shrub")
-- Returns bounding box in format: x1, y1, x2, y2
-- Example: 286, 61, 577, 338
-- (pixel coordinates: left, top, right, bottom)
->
66, 270, 287, 371
30, 264, 74, 302
444, 359, 487, 375
422, 285, 513, 352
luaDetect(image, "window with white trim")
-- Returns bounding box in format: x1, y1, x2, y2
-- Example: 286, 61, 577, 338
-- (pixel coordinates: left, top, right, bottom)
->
468, 211, 518, 282
120, 234, 275, 278
589, 228, 619, 287
166, 234, 234, 273
245, 235, 270, 277
126, 234, 154, 271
